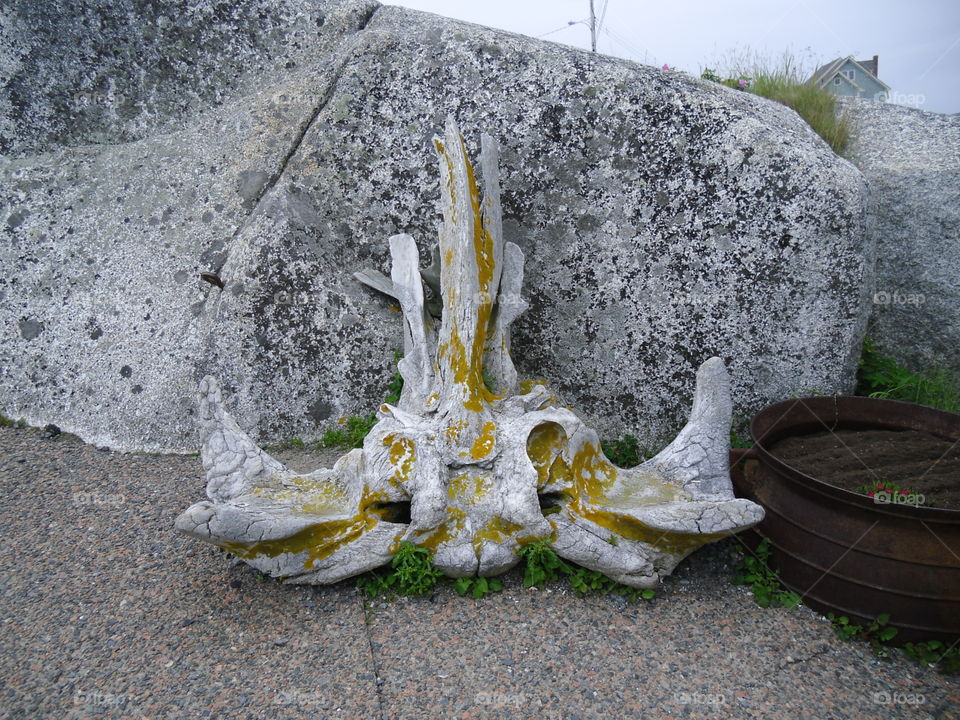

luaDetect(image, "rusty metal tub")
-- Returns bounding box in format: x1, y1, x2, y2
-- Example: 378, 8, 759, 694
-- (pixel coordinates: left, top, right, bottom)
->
730, 396, 960, 644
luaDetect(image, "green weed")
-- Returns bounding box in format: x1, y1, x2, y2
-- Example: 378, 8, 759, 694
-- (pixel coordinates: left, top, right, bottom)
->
356, 541, 443, 598
453, 576, 504, 599
517, 539, 655, 601
702, 49, 850, 155
732, 538, 802, 609
828, 613, 898, 659
856, 338, 960, 412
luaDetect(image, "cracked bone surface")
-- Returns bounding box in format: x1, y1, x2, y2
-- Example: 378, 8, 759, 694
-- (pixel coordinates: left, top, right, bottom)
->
175, 118, 764, 586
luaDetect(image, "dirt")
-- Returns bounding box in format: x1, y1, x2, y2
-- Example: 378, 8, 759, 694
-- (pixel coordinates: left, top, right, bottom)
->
769, 428, 960, 511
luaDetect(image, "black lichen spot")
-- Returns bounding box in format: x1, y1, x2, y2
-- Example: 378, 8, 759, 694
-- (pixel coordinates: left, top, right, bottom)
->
131, 385, 143, 394
18, 319, 43, 340
120, 365, 133, 378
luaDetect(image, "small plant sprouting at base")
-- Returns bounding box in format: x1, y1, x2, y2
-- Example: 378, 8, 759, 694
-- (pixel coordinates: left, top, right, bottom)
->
600, 434, 651, 469
828, 613, 898, 659
453, 576, 504, 599
356, 539, 656, 602
356, 541, 443, 598
517, 539, 656, 601
903, 640, 960, 675
731, 538, 802, 609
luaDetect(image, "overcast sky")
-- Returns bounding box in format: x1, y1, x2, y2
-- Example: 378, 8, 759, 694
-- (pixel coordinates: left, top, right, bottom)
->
387, 0, 959, 114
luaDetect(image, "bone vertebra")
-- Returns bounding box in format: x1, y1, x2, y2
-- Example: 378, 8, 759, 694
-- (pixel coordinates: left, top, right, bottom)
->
176, 118, 764, 587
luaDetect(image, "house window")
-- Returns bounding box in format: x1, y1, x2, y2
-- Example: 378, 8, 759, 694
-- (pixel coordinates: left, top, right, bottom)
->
844, 69, 855, 79
834, 77, 841, 85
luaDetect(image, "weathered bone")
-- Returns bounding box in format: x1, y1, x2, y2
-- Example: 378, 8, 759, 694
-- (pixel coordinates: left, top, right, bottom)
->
176, 118, 764, 587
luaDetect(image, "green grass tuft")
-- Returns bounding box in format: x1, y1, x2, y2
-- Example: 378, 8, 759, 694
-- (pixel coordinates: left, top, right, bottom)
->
856, 338, 960, 412
701, 49, 851, 155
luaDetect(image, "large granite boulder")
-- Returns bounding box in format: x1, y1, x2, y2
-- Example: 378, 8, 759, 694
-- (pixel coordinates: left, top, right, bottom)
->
0, 1, 872, 453
841, 99, 960, 376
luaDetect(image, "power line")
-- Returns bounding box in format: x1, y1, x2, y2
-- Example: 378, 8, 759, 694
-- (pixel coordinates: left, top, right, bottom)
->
597, 0, 610, 35
536, 19, 587, 38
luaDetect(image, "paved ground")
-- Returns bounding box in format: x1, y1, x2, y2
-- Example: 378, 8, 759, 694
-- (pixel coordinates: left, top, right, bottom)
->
1, 425, 957, 719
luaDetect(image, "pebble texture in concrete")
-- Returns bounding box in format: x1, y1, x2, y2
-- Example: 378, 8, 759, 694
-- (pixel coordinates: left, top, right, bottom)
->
1, 426, 957, 720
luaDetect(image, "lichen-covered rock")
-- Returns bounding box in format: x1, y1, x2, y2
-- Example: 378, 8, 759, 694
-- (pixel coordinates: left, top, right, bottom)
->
841, 99, 960, 375
0, 2, 871, 453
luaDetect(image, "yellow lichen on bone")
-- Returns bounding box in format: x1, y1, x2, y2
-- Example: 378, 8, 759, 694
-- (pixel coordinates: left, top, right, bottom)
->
470, 421, 497, 460
416, 506, 467, 551
472, 515, 524, 555
385, 435, 416, 487
216, 485, 391, 570
525, 422, 568, 488
447, 471, 493, 503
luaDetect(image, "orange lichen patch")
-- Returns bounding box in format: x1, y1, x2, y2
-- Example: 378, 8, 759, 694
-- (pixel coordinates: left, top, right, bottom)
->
217, 486, 391, 570
519, 379, 547, 395
447, 471, 493, 503
388, 304, 401, 313
476, 516, 523, 544
570, 498, 724, 555
571, 442, 618, 503
470, 421, 497, 460
444, 419, 467, 440
525, 422, 568, 488
386, 436, 416, 487
219, 514, 378, 570
471, 515, 525, 555
416, 506, 467, 551
434, 131, 498, 415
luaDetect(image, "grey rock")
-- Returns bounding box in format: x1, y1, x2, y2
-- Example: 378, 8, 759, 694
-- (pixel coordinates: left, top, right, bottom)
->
841, 99, 960, 375
0, 2, 871, 453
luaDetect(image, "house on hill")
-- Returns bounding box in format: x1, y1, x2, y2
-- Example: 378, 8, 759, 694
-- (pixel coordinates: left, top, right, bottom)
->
809, 56, 890, 101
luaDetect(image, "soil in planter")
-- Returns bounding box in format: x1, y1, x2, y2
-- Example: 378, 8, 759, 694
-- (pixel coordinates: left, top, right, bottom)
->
770, 429, 960, 510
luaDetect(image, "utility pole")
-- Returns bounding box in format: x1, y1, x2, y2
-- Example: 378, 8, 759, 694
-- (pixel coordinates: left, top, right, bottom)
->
588, 0, 597, 52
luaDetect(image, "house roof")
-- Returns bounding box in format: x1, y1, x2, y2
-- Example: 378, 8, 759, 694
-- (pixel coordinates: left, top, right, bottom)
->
808, 56, 891, 92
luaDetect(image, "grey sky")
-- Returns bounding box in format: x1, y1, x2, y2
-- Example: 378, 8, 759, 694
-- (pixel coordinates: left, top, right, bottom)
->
387, 1, 959, 113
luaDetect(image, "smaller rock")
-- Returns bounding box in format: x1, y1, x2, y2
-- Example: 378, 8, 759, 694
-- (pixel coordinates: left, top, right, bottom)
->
41, 424, 61, 438
273, 638, 288, 647
229, 579, 241, 589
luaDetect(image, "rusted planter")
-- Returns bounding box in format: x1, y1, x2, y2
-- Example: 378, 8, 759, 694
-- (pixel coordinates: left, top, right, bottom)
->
730, 396, 960, 644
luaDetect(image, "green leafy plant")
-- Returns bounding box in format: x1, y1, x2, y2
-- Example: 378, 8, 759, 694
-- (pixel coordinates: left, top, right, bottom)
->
383, 350, 404, 405
356, 541, 443, 598
856, 338, 960, 412
730, 430, 753, 449
827, 613, 898, 658
517, 539, 570, 588
317, 415, 377, 449
453, 576, 504, 599
732, 538, 802, 609
601, 434, 648, 468
318, 351, 405, 449
517, 539, 656, 601
855, 481, 927, 507
903, 640, 960, 674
